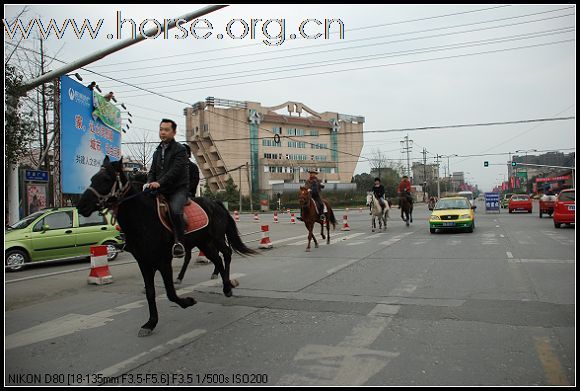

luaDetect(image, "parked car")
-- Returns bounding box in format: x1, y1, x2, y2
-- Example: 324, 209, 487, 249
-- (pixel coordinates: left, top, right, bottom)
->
5, 207, 124, 272
539, 194, 557, 218
508, 194, 533, 213
429, 196, 476, 233
500, 193, 513, 209
553, 189, 575, 228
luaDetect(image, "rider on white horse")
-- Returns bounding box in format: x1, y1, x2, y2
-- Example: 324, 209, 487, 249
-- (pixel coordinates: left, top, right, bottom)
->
370, 177, 387, 215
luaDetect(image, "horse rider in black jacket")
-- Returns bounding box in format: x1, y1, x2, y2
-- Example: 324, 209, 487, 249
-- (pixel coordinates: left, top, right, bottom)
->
145, 119, 189, 258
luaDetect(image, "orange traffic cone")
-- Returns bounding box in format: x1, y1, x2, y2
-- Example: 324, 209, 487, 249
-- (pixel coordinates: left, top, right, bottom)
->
273, 211, 279, 223
341, 214, 351, 231
290, 213, 296, 224
259, 225, 273, 249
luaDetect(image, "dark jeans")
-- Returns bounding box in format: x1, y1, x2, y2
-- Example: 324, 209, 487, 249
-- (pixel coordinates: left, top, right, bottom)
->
167, 188, 188, 242
312, 192, 324, 215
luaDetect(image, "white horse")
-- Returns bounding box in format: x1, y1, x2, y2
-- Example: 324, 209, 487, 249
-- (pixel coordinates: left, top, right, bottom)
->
366, 192, 390, 232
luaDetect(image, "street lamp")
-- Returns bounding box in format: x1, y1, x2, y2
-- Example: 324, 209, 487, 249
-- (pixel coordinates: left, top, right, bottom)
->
66, 73, 83, 81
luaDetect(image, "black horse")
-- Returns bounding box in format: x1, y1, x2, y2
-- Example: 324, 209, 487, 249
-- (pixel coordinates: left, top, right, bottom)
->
399, 194, 414, 227
77, 156, 257, 337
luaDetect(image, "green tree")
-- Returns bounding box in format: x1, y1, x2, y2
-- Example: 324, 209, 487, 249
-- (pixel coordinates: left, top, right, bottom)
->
5, 65, 35, 165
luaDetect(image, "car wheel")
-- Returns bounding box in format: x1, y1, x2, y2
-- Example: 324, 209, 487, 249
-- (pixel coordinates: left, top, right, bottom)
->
104, 241, 119, 261
554, 222, 561, 228
528, 209, 532, 213
467, 225, 474, 233
5, 249, 29, 272
509, 209, 512, 213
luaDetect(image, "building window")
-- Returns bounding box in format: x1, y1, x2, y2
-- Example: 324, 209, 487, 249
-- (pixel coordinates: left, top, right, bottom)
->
310, 130, 319, 136
273, 127, 282, 134
264, 166, 269, 173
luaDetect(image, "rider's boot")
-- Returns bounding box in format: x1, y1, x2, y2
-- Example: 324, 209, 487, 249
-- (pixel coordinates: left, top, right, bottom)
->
172, 213, 186, 258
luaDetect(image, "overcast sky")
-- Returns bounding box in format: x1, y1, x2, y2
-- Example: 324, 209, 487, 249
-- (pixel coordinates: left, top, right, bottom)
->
5, 4, 576, 191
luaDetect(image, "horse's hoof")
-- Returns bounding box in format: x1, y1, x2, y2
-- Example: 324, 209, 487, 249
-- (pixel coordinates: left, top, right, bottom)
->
224, 290, 233, 298
175, 279, 182, 285
305, 248, 311, 252
211, 274, 218, 280
138, 328, 153, 337
315, 244, 319, 248
230, 279, 239, 288
372, 229, 375, 232
181, 297, 197, 308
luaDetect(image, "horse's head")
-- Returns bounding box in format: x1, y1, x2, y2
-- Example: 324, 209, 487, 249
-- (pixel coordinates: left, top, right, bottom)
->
77, 156, 127, 217
366, 192, 373, 206
298, 186, 311, 207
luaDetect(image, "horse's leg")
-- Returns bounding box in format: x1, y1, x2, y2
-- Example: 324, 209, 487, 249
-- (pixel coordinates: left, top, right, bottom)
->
218, 238, 238, 289
326, 216, 330, 244
175, 246, 191, 284
158, 259, 196, 308
320, 220, 325, 240
137, 261, 158, 337
312, 221, 319, 248
211, 265, 219, 280
410, 206, 414, 223
202, 243, 233, 297
306, 222, 313, 252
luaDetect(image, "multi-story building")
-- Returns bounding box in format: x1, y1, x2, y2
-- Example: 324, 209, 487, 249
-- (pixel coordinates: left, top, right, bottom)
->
184, 97, 364, 196
412, 162, 440, 185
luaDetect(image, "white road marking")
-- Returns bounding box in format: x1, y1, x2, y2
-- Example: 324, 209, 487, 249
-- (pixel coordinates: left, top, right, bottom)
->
496, 225, 501, 228
88, 329, 207, 384
328, 233, 366, 245
345, 241, 369, 246
500, 234, 505, 238
326, 259, 359, 274
270, 234, 314, 245
6, 274, 244, 350
288, 233, 347, 246
368, 304, 401, 317
509, 259, 574, 264
506, 252, 514, 259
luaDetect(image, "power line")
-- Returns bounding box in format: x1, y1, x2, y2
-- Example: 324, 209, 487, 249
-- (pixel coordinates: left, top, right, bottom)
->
98, 8, 575, 86
120, 38, 575, 98
111, 26, 575, 93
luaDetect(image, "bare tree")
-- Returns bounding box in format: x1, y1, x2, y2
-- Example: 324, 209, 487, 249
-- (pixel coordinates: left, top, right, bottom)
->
124, 132, 157, 170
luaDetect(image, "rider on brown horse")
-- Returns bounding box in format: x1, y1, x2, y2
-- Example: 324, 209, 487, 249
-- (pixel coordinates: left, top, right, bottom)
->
298, 169, 325, 221
397, 175, 413, 208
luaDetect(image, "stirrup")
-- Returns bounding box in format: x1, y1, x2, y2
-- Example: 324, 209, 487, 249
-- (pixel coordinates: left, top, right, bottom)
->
172, 242, 185, 258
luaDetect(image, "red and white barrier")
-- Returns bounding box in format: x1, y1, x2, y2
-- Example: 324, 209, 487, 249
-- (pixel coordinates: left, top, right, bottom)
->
341, 214, 351, 231
87, 245, 113, 285
273, 211, 279, 223
259, 225, 273, 249
196, 250, 210, 264
290, 213, 296, 224
253, 213, 260, 222
234, 210, 240, 222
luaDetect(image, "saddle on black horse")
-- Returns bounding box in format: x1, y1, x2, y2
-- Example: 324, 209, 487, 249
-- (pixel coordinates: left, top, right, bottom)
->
156, 195, 209, 234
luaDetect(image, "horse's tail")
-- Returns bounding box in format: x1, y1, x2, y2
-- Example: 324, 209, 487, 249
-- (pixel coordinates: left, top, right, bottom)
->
327, 205, 337, 229
216, 201, 259, 256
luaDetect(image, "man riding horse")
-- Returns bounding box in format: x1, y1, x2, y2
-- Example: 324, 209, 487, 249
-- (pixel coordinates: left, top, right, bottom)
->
397, 175, 413, 208
144, 119, 189, 258
298, 169, 325, 222
370, 177, 387, 215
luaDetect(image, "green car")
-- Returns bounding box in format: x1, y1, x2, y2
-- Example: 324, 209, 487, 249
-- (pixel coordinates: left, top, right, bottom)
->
5, 207, 124, 272
500, 193, 513, 209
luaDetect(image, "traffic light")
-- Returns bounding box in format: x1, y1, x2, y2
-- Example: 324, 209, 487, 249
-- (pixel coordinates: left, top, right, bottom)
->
511, 161, 517, 167
484, 161, 489, 167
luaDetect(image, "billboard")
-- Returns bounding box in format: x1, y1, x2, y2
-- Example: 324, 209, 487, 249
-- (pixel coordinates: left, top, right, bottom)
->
60, 76, 122, 194
484, 192, 500, 213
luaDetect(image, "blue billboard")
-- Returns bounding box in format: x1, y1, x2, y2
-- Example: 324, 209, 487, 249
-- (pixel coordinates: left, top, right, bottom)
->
60, 76, 122, 194
484, 192, 500, 213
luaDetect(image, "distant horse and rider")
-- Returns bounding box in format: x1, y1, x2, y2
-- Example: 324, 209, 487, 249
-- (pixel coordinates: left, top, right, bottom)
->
397, 175, 414, 227
297, 169, 337, 252
367, 177, 391, 231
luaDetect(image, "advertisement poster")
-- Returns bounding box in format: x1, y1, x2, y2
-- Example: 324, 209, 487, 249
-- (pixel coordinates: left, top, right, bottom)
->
26, 183, 48, 215
60, 75, 122, 194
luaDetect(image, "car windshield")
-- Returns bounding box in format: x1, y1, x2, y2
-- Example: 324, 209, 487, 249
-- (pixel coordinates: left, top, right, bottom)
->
435, 199, 470, 210
6, 211, 45, 230
512, 196, 529, 201
503, 194, 513, 200
458, 192, 473, 201
558, 191, 575, 202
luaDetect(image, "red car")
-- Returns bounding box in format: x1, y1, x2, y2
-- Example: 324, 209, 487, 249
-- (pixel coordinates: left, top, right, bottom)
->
508, 194, 532, 213
553, 189, 575, 228
539, 194, 557, 218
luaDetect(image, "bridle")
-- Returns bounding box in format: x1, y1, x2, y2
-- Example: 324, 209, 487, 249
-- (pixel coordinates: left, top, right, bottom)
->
86, 171, 133, 224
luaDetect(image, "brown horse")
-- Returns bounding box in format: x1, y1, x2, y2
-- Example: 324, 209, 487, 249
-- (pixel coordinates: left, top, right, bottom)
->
298, 187, 337, 252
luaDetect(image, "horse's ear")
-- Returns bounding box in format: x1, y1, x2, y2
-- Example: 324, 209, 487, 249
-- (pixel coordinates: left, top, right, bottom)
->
103, 155, 110, 165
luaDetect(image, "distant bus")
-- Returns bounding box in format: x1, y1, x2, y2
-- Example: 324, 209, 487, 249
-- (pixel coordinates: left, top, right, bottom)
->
457, 191, 475, 206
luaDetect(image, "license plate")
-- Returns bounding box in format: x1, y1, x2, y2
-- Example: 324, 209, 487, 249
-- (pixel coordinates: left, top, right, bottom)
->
442, 222, 455, 227
568, 205, 575, 211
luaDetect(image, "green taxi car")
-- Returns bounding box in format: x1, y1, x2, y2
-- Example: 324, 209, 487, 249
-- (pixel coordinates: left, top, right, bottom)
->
5, 207, 124, 272
429, 197, 476, 233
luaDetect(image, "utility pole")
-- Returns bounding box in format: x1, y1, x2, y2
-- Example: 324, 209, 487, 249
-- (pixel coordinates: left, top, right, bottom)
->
422, 148, 427, 202
435, 154, 442, 198
400, 134, 413, 180
246, 162, 253, 213
239, 165, 243, 213
40, 37, 49, 170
